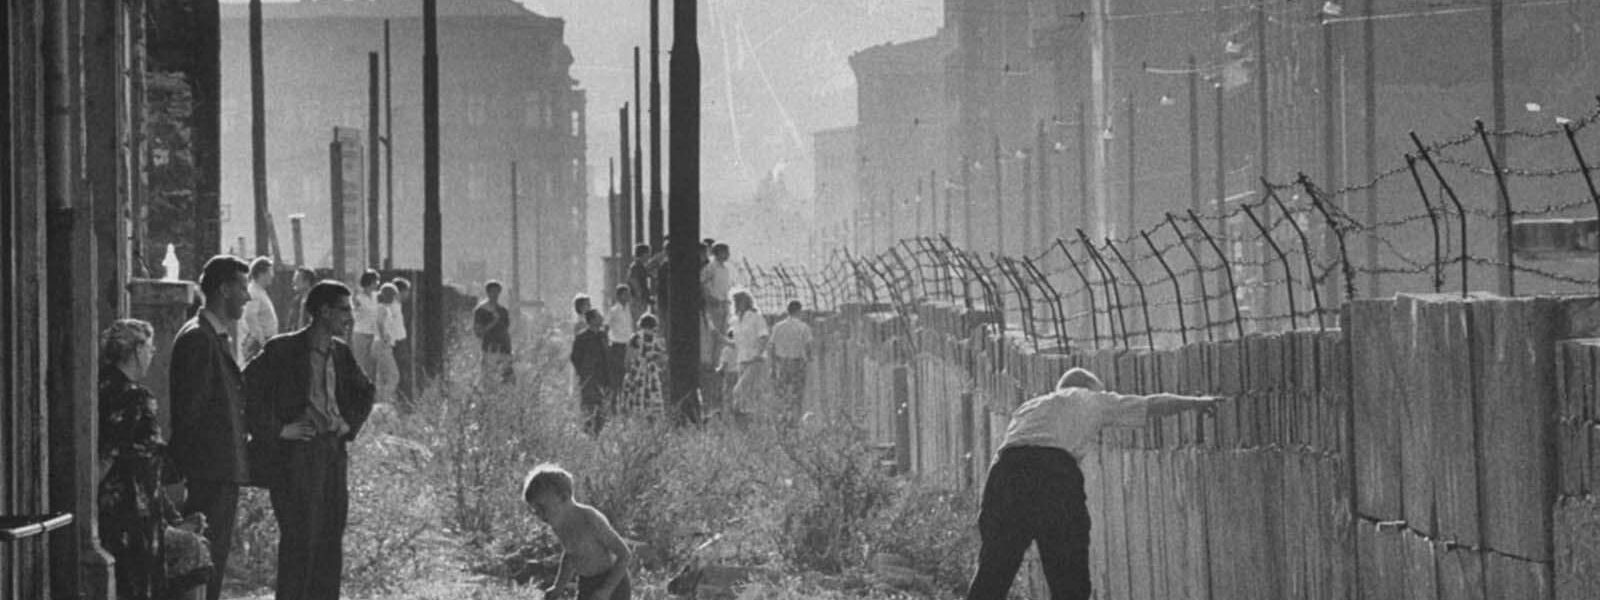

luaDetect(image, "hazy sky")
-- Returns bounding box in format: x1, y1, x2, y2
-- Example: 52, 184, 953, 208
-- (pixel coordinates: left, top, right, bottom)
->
520, 0, 942, 203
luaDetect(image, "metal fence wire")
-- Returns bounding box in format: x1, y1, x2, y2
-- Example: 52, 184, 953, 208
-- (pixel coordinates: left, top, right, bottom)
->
743, 103, 1600, 351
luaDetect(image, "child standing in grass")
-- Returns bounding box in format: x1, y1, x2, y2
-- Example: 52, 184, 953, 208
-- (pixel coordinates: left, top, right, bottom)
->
522, 464, 633, 600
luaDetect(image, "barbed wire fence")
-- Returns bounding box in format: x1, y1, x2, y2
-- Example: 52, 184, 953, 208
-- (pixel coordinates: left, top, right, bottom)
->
742, 100, 1600, 352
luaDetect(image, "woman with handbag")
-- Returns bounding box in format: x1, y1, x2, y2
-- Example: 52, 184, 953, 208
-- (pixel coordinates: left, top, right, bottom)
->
98, 319, 214, 600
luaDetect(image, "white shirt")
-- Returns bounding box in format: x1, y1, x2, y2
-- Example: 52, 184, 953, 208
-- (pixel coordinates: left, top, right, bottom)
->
351, 290, 380, 335
769, 316, 814, 360
701, 261, 732, 303
730, 310, 769, 363
242, 280, 279, 350
606, 303, 634, 344
377, 302, 407, 344
997, 387, 1152, 461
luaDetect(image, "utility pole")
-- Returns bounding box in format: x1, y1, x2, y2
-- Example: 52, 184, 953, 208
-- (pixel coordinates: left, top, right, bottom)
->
384, 19, 394, 269
368, 52, 381, 268
1490, 0, 1512, 295
649, 0, 664, 251
422, 0, 443, 379
667, 0, 704, 425
621, 104, 635, 246
1089, 0, 1112, 239
290, 214, 305, 266
251, 0, 269, 256
1078, 101, 1089, 231
1256, 2, 1270, 183
1320, 12, 1345, 313
1189, 56, 1203, 309
510, 161, 521, 310
1127, 93, 1137, 237
963, 156, 973, 248
993, 134, 1003, 255
1036, 120, 1048, 253
1363, 0, 1378, 295
635, 46, 645, 249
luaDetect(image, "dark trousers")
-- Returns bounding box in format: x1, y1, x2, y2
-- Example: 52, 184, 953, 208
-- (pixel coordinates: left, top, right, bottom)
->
607, 342, 629, 391
966, 446, 1091, 600
186, 480, 240, 600
269, 434, 349, 600
577, 568, 632, 600
580, 382, 608, 436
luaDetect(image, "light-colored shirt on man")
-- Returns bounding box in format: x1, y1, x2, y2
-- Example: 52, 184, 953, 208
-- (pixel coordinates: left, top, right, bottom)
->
997, 387, 1152, 461
769, 317, 813, 360
701, 261, 732, 303
352, 290, 380, 335
606, 302, 634, 345
303, 344, 350, 436
243, 280, 279, 351
731, 310, 769, 364
382, 301, 407, 343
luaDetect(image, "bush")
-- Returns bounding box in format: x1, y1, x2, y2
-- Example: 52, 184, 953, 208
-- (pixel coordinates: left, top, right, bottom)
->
864, 481, 980, 596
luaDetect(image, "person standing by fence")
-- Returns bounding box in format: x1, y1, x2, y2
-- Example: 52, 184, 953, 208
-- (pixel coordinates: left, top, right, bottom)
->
728, 290, 770, 417
701, 243, 733, 366
571, 309, 612, 435
768, 300, 814, 419
966, 367, 1221, 600
606, 285, 636, 399
350, 270, 383, 376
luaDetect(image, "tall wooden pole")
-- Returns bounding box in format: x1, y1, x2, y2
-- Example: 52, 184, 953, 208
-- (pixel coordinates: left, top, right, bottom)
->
993, 134, 1003, 254
384, 19, 395, 269
251, 0, 269, 256
368, 52, 381, 268
649, 0, 664, 250
667, 0, 703, 424
963, 156, 973, 248
1036, 120, 1048, 252
1363, 0, 1378, 295
1078, 101, 1089, 231
634, 46, 645, 248
1320, 16, 1344, 313
510, 161, 521, 309
621, 104, 635, 246
422, 0, 443, 379
1127, 94, 1137, 237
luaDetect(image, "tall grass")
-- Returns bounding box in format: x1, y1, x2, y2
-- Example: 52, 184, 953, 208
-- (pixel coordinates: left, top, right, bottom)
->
224, 315, 981, 599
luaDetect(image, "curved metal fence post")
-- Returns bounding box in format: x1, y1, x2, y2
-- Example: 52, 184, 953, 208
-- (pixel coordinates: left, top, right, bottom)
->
1300, 176, 1358, 302
1242, 202, 1299, 331
1142, 229, 1188, 346
1402, 155, 1446, 293
1078, 229, 1130, 350
1165, 214, 1212, 342
1022, 256, 1071, 351
1410, 132, 1470, 297
1475, 119, 1516, 296
1056, 238, 1102, 349
1186, 209, 1246, 340
996, 256, 1041, 352
1563, 122, 1600, 294
941, 236, 977, 310
1105, 238, 1157, 350
1266, 181, 1326, 332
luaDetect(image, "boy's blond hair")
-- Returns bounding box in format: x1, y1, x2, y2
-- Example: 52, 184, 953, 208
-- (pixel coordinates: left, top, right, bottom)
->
522, 463, 574, 504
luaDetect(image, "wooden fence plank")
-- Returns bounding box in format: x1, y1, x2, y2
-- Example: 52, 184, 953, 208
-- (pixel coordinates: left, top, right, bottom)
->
1349, 299, 1404, 521
1437, 546, 1486, 600
1406, 531, 1441, 600
1484, 552, 1553, 600
1555, 495, 1600, 600
1430, 298, 1480, 547
1474, 298, 1561, 561
1359, 524, 1405, 600
1401, 295, 1436, 538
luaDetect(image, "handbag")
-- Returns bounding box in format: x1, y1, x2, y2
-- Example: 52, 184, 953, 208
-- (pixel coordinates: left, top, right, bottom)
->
163, 515, 214, 588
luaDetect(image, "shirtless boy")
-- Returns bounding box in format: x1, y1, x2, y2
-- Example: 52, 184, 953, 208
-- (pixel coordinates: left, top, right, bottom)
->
522, 464, 633, 600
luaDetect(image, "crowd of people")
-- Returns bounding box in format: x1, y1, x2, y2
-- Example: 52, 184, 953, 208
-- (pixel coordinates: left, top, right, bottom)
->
466, 240, 818, 436
96, 255, 407, 600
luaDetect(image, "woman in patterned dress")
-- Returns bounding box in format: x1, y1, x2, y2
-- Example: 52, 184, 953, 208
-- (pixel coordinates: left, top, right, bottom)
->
98, 319, 211, 600
619, 313, 666, 418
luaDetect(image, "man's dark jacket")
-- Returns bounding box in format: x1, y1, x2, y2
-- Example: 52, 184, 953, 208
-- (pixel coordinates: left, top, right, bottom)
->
169, 313, 250, 484
242, 329, 375, 489
570, 328, 611, 391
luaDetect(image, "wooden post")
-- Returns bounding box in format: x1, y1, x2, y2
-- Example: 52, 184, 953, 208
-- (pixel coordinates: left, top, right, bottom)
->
384, 19, 394, 269
649, 0, 664, 251
251, 0, 269, 257
894, 365, 912, 475
368, 52, 381, 268
510, 161, 521, 310
422, 0, 442, 379
621, 104, 634, 247
667, 0, 704, 424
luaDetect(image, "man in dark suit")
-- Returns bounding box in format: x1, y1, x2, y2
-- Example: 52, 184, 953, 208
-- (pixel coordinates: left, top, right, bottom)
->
169, 255, 253, 600
244, 280, 375, 600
